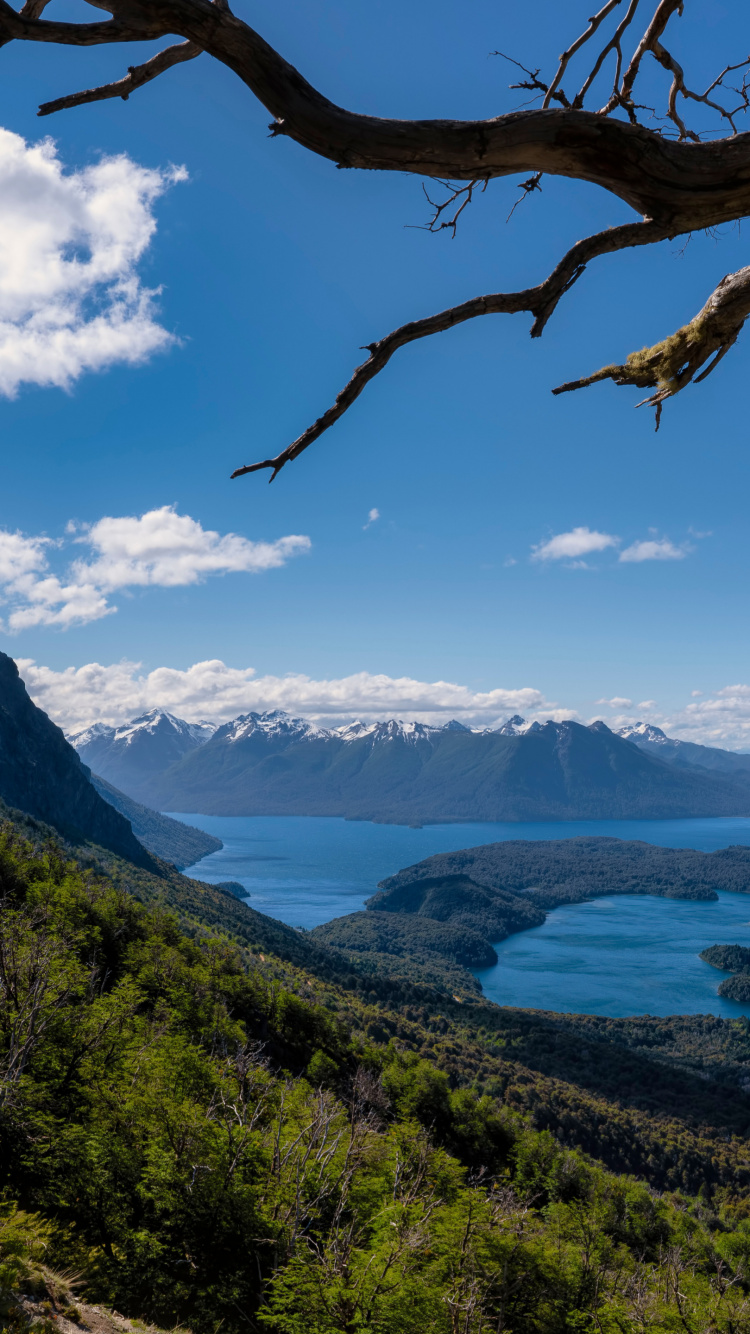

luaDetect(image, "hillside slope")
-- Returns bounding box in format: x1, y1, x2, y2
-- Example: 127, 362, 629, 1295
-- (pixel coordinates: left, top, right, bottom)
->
7, 816, 750, 1332
89, 774, 222, 869
0, 653, 146, 862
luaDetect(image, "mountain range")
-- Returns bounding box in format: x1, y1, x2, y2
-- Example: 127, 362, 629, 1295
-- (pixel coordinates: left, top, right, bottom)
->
71, 705, 750, 823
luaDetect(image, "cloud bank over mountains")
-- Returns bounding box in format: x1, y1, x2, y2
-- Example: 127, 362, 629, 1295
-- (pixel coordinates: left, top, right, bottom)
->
0, 507, 310, 630
14, 659, 750, 749
0, 129, 185, 395
17, 659, 562, 734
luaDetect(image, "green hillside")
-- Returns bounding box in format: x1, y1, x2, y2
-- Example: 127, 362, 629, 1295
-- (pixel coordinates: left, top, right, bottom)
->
5, 813, 750, 1331
90, 772, 222, 868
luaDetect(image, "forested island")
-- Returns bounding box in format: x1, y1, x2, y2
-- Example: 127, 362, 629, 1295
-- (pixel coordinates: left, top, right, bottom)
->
700, 945, 750, 1002
313, 838, 750, 991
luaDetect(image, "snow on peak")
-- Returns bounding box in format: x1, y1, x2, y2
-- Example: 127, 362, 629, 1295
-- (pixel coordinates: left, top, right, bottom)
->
335, 720, 379, 741
67, 720, 113, 748
618, 721, 669, 743
494, 715, 533, 736
223, 709, 330, 744
112, 709, 216, 748
69, 710, 216, 752
335, 718, 464, 745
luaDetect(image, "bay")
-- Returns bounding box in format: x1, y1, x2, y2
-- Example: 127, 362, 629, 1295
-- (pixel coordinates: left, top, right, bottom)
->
174, 812, 750, 1018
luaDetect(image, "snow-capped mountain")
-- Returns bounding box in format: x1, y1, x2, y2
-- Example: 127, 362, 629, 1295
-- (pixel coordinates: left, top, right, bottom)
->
335, 718, 458, 745
69, 700, 750, 819
137, 711, 750, 822
219, 710, 329, 745
618, 722, 670, 745
617, 720, 750, 775
70, 708, 217, 802
493, 714, 539, 737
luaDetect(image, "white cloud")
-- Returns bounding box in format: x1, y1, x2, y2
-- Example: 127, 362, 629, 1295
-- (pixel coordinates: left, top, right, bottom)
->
531, 527, 619, 562
0, 506, 310, 631
659, 685, 750, 748
619, 538, 687, 563
597, 696, 633, 709
0, 530, 50, 583
591, 686, 750, 749
16, 658, 566, 734
0, 127, 185, 395
73, 507, 309, 591
363, 508, 380, 530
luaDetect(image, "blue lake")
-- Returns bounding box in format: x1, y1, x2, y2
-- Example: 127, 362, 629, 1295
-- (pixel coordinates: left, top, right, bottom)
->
175, 812, 750, 1019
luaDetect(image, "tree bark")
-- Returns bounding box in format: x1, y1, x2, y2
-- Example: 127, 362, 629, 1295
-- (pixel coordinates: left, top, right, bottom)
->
8, 0, 750, 231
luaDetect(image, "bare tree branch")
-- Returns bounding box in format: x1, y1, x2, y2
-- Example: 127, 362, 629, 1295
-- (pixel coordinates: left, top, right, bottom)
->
0, 0, 747, 478
618, 0, 684, 106
0, 3, 162, 47
0, 1, 734, 234
579, 0, 642, 109
542, 0, 624, 109
230, 220, 669, 481
38, 40, 202, 116
552, 264, 750, 429
413, 178, 488, 238
20, 0, 51, 17
649, 40, 750, 140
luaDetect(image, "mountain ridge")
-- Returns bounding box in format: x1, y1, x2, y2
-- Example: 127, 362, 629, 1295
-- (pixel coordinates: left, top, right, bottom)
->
0, 652, 148, 862
134, 713, 750, 822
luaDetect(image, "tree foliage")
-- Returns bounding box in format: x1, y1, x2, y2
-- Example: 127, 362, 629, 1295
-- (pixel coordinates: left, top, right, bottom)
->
4, 823, 750, 1330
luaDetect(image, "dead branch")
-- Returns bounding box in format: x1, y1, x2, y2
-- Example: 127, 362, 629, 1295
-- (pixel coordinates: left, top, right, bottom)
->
542, 0, 624, 109
0, 0, 746, 477
552, 263, 750, 428
506, 171, 542, 222
580, 0, 643, 109
0, 0, 745, 233
230, 219, 668, 481
649, 41, 750, 140
491, 52, 570, 109
414, 178, 488, 238
38, 40, 202, 116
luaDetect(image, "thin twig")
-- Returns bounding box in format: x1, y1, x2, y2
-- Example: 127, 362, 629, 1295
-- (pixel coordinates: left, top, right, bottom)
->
231, 220, 668, 481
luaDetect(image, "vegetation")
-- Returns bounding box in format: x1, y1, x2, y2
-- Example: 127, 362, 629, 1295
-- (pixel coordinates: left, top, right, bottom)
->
312, 907, 499, 967
377, 837, 750, 904
698, 946, 750, 1002
720, 975, 750, 1002
329, 842, 750, 979
701, 945, 750, 972
6, 819, 750, 1330
90, 773, 222, 869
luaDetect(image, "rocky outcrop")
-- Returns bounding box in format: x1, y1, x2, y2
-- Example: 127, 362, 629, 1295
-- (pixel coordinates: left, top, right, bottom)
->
0, 653, 147, 862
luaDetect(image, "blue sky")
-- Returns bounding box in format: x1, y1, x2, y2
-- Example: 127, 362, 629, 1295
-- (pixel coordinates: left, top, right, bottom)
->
0, 0, 749, 743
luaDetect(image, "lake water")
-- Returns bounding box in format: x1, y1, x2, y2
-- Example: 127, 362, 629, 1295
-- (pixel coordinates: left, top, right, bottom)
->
175, 812, 750, 1018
